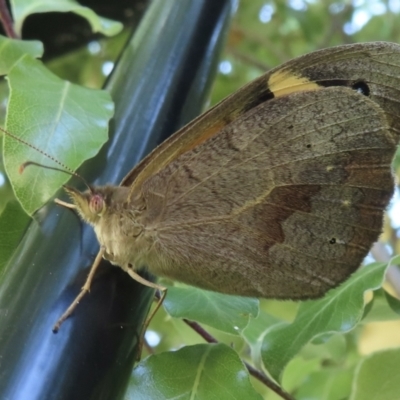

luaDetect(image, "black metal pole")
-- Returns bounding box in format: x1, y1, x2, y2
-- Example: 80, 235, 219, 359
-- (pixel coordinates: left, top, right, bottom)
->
0, 0, 233, 399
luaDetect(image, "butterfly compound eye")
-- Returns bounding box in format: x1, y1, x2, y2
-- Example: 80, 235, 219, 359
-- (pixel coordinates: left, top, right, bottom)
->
89, 194, 105, 215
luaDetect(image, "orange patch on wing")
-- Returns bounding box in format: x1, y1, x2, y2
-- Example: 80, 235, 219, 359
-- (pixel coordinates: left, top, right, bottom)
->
177, 119, 229, 154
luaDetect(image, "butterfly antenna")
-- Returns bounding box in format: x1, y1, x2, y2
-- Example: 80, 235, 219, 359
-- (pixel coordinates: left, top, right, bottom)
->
0, 125, 92, 192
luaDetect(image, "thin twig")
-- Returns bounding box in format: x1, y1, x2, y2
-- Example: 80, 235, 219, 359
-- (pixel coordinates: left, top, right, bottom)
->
0, 0, 17, 38
244, 362, 294, 400
183, 319, 218, 343
182, 318, 295, 400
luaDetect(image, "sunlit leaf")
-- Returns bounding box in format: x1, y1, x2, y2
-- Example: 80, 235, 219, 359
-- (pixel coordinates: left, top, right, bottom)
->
164, 286, 259, 335
129, 344, 263, 400
11, 0, 123, 37
3, 55, 114, 215
351, 348, 400, 400
0, 35, 43, 75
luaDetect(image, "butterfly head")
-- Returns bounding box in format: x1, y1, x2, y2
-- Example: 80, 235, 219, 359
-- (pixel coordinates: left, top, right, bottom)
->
62, 185, 132, 227
63, 185, 107, 225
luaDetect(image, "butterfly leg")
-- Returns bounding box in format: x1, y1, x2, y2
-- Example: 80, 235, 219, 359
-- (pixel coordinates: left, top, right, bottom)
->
125, 265, 167, 359
52, 246, 105, 332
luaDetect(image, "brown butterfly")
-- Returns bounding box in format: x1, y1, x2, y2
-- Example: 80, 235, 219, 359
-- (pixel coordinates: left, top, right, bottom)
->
35, 41, 400, 331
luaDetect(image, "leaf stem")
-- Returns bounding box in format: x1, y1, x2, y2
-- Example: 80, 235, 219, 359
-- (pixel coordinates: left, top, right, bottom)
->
0, 0, 17, 38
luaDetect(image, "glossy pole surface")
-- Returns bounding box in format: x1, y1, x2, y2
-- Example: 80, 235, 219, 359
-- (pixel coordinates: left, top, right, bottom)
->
0, 0, 233, 399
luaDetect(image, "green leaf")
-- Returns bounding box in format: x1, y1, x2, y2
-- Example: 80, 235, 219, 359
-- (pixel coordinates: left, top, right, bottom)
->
296, 367, 353, 400
242, 309, 282, 365
362, 288, 400, 322
164, 286, 259, 335
129, 344, 263, 400
0, 35, 43, 75
3, 55, 114, 215
11, 0, 123, 37
351, 348, 400, 400
384, 289, 400, 315
281, 357, 321, 395
242, 310, 281, 346
296, 334, 348, 371
0, 200, 30, 275
261, 261, 389, 382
